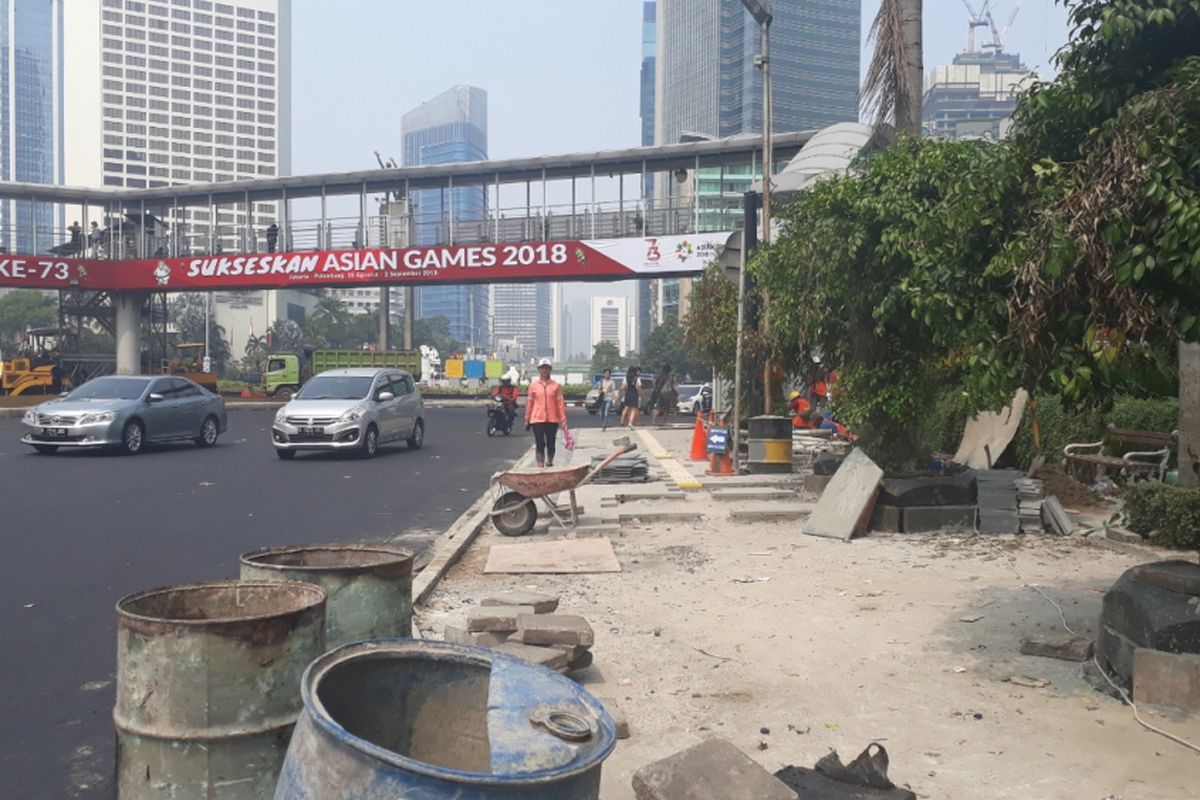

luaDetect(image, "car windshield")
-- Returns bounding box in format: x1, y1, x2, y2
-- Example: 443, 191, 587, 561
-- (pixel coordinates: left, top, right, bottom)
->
297, 375, 373, 400
66, 377, 149, 400
677, 386, 700, 400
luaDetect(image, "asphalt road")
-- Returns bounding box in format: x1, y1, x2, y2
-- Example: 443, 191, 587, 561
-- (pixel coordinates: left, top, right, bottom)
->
0, 404, 600, 798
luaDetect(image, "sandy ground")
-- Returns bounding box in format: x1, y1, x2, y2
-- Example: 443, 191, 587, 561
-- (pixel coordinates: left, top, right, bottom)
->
419, 428, 1200, 800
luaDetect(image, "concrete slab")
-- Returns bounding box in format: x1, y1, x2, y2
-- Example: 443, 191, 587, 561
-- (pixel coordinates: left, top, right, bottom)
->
515, 613, 595, 647
492, 641, 570, 669
729, 505, 812, 522
803, 449, 884, 541
467, 605, 534, 633
480, 591, 559, 614
632, 738, 798, 800
1133, 648, 1200, 715
619, 510, 706, 524
709, 488, 798, 502
1020, 633, 1094, 662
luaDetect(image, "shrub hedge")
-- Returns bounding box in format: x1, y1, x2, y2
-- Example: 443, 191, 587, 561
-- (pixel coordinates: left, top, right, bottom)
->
1123, 482, 1200, 549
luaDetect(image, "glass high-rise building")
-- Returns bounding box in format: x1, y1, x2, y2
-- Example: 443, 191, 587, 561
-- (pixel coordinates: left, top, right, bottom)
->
636, 0, 655, 353
402, 85, 489, 351
1, 0, 65, 255
648, 0, 860, 326
655, 0, 860, 147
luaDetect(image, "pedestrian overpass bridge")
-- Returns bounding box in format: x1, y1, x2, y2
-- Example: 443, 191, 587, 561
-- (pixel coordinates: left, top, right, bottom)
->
0, 131, 816, 373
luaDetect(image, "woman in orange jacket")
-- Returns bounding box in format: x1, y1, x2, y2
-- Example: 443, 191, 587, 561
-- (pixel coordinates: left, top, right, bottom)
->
525, 357, 569, 467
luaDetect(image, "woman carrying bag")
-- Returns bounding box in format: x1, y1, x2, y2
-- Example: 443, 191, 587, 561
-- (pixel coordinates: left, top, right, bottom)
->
525, 357, 569, 468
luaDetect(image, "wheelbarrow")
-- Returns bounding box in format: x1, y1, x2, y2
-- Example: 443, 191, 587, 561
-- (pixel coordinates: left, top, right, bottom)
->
489, 438, 639, 536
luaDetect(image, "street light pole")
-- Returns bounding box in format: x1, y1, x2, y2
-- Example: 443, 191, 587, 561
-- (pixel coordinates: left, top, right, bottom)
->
756, 11, 773, 415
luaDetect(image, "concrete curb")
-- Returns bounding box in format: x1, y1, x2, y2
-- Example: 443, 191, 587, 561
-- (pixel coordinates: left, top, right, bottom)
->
411, 445, 536, 616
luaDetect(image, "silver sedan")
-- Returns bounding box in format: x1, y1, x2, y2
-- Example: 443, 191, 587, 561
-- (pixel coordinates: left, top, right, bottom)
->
20, 375, 228, 455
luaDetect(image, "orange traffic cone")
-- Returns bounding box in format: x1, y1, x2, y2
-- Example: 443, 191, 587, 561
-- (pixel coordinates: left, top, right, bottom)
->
689, 413, 708, 461
706, 451, 734, 476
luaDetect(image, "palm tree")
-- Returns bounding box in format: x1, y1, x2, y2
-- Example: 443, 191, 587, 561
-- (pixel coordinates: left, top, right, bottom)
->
863, 0, 923, 136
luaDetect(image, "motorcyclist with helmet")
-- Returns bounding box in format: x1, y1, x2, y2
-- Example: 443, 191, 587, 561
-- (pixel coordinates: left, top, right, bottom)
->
493, 376, 519, 428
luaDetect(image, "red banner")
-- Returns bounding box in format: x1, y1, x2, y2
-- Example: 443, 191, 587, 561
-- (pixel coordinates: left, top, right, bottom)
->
0, 233, 730, 292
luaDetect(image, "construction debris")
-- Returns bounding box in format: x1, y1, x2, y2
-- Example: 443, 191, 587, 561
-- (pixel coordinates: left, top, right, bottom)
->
1015, 477, 1046, 533
1020, 633, 1094, 662
480, 591, 560, 613
590, 451, 651, 483
803, 449, 884, 541
632, 738, 798, 800
976, 470, 1022, 534
466, 605, 534, 633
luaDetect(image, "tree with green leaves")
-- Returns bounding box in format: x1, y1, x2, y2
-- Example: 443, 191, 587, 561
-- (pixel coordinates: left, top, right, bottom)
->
410, 315, 462, 356
169, 294, 231, 369
640, 317, 705, 380
591, 340, 620, 374
0, 290, 56, 347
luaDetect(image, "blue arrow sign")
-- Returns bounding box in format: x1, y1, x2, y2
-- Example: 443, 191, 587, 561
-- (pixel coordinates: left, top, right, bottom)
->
707, 429, 729, 454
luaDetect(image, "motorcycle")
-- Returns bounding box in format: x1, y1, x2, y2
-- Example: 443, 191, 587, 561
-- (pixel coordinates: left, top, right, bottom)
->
486, 396, 515, 437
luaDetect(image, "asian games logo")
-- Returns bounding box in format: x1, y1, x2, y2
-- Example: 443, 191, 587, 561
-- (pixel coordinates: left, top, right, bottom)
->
675, 240, 694, 262
153, 261, 171, 286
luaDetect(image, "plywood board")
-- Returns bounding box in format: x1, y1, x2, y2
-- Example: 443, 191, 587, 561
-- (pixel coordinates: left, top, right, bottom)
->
802, 448, 883, 541
953, 389, 1029, 469
484, 537, 622, 574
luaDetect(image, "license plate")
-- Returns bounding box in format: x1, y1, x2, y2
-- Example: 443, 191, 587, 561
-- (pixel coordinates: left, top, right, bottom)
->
42, 427, 69, 438
299, 426, 324, 436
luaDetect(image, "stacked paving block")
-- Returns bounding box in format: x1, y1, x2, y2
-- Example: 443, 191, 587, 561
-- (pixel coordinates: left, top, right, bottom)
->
446, 591, 597, 675
590, 452, 651, 483
975, 469, 1022, 533
1015, 477, 1046, 533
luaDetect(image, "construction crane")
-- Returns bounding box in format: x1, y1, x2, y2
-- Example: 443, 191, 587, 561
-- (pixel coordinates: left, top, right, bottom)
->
961, 0, 993, 53
985, 1, 1021, 53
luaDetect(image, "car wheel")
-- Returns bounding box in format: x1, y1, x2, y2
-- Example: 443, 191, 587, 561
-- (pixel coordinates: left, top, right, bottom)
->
492, 491, 537, 536
33, 445, 58, 455
195, 415, 220, 447
275, 387, 293, 401
120, 420, 145, 455
275, 449, 296, 460
407, 418, 424, 449
360, 425, 379, 458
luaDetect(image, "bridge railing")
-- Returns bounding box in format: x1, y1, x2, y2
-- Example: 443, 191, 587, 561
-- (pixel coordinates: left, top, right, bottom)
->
0, 195, 736, 261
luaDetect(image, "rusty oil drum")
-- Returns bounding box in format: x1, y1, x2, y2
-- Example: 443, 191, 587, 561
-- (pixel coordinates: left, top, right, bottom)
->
747, 415, 794, 474
114, 580, 326, 799
239, 544, 414, 649
274, 640, 617, 799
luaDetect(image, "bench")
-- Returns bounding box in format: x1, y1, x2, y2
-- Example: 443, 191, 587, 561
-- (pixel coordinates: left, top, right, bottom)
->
1064, 425, 1177, 482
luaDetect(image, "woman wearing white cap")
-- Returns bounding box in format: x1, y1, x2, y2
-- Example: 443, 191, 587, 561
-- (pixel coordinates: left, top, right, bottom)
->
525, 357, 569, 467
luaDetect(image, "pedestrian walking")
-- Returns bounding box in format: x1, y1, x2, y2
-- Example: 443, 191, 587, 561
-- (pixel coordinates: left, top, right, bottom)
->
598, 368, 617, 431
525, 357, 568, 468
266, 222, 279, 253
651, 363, 677, 424
620, 366, 642, 428
88, 222, 102, 255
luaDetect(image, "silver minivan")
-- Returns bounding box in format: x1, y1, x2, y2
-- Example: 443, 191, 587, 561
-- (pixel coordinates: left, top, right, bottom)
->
271, 368, 424, 459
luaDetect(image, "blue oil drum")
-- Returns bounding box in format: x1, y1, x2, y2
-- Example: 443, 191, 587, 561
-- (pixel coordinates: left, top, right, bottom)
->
274, 640, 617, 800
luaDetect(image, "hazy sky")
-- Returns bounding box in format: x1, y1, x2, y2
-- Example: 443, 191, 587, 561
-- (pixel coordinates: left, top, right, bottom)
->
290, 0, 1072, 351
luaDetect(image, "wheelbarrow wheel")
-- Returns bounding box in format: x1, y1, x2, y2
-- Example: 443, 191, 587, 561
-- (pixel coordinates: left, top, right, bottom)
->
493, 491, 537, 536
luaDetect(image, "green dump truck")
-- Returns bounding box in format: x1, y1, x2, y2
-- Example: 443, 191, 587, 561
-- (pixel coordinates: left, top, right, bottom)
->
261, 349, 421, 399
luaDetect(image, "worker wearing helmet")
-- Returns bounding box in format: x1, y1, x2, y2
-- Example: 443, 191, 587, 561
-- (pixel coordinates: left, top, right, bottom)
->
788, 389, 817, 429
493, 375, 519, 427
525, 357, 568, 467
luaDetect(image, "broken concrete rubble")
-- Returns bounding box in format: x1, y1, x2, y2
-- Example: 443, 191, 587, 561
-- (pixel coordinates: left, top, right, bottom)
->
596, 696, 630, 738
480, 591, 560, 613
1020, 633, 1094, 662
632, 737, 797, 800
491, 640, 569, 670
515, 613, 595, 647
466, 604, 534, 633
